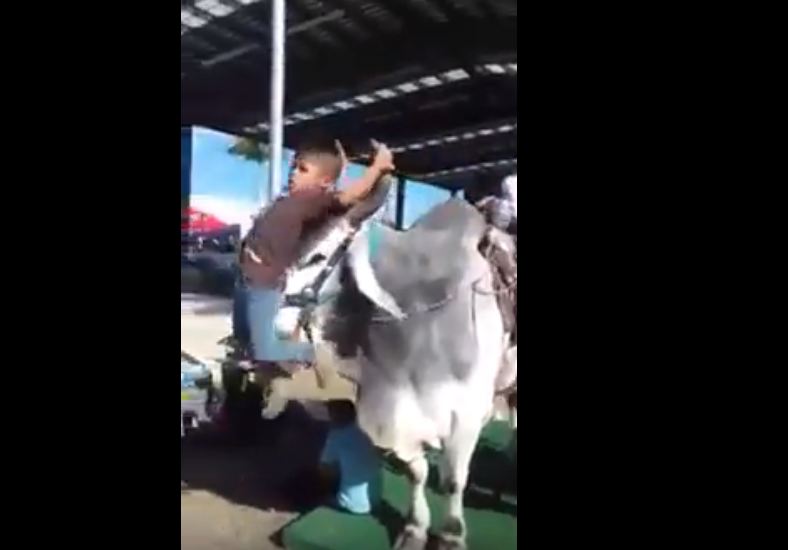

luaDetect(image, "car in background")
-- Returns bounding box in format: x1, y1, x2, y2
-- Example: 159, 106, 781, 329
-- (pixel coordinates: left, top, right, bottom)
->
182, 206, 241, 255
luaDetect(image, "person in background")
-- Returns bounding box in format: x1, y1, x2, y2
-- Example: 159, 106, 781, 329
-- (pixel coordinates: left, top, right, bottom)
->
499, 173, 517, 232
318, 399, 382, 514
476, 172, 518, 344
479, 172, 517, 234
230, 237, 251, 358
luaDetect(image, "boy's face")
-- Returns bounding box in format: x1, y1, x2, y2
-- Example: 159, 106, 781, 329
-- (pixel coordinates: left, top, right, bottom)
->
288, 157, 334, 193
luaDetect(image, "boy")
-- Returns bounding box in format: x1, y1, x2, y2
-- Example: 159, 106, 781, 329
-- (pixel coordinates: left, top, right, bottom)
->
318, 399, 381, 514
240, 140, 394, 376
230, 237, 250, 357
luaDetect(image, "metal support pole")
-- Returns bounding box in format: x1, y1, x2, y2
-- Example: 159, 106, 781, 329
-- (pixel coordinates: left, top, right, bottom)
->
268, 0, 286, 201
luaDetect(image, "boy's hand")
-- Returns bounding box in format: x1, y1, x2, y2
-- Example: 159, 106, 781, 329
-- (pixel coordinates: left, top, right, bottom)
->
336, 140, 394, 206
370, 140, 395, 173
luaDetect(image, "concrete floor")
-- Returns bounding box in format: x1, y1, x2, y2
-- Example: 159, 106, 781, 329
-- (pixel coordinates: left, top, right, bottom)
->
181, 293, 233, 364
182, 293, 289, 550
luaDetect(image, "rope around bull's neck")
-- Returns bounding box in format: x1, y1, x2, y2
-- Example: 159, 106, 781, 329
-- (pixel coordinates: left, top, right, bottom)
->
314, 273, 516, 324
294, 229, 516, 325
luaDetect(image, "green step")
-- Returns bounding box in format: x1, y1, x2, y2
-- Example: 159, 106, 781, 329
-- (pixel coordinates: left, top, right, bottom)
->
282, 421, 517, 550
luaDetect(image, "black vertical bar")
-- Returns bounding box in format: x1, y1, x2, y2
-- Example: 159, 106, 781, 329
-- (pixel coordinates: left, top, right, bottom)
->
395, 176, 406, 229
181, 127, 192, 210
181, 127, 192, 254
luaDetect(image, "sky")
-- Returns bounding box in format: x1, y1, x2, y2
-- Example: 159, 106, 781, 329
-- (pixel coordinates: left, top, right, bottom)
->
190, 127, 286, 205
183, 126, 454, 229
402, 181, 452, 227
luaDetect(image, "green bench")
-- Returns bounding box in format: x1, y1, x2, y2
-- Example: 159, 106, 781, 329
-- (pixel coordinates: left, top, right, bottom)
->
281, 421, 517, 550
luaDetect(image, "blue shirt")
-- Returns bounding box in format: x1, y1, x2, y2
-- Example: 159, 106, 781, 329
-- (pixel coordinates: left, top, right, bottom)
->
320, 424, 382, 514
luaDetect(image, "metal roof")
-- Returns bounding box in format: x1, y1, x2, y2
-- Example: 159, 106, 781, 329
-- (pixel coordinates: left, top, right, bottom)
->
181, 0, 517, 189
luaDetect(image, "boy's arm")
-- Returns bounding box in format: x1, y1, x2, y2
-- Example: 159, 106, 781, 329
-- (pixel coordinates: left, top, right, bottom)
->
336, 142, 394, 207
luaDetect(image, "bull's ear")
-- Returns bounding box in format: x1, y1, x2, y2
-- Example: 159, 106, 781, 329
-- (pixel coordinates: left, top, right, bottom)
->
346, 227, 406, 320
345, 174, 395, 226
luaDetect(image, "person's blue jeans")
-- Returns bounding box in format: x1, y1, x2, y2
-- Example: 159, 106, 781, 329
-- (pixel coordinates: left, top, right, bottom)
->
246, 285, 315, 363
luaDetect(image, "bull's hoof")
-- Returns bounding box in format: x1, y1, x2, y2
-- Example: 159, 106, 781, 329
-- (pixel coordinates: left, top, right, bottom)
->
435, 517, 466, 550
434, 533, 467, 550
394, 525, 428, 550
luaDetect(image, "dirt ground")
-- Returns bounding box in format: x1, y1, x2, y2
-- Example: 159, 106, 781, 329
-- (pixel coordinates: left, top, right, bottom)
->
182, 294, 352, 550
181, 402, 332, 550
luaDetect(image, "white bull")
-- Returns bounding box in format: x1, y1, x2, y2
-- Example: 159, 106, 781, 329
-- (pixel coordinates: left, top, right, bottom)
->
276, 188, 516, 550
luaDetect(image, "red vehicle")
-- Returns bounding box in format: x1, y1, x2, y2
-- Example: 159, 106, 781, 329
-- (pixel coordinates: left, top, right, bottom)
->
182, 207, 240, 255
182, 207, 229, 233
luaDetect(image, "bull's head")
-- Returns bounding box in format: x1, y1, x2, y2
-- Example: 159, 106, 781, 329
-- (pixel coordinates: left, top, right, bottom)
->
273, 175, 403, 340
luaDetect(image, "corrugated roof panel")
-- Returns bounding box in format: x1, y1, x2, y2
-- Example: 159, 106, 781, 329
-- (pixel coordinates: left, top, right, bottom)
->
407, 0, 450, 22
445, 0, 484, 18
485, 0, 517, 17
333, 16, 373, 41
358, 3, 405, 31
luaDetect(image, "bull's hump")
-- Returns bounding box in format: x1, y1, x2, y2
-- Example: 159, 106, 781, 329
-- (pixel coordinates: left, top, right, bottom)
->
368, 201, 486, 309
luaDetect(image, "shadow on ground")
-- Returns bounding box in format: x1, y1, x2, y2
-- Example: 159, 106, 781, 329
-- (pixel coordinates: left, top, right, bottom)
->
191, 302, 235, 315
182, 261, 235, 297
181, 402, 329, 517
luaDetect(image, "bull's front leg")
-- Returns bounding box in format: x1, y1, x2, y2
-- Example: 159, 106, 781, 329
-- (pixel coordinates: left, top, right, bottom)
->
436, 414, 485, 550
394, 454, 431, 550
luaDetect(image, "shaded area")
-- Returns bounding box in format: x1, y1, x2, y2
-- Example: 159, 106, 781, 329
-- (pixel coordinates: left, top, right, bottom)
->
182, 400, 516, 549
191, 302, 236, 316
182, 255, 237, 297
181, 294, 235, 317
181, 402, 330, 516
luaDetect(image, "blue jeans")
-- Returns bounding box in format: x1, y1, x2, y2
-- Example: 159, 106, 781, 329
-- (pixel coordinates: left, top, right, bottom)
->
247, 285, 315, 363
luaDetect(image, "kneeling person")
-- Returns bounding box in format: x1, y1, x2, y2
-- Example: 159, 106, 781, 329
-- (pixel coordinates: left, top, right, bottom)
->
319, 400, 382, 514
